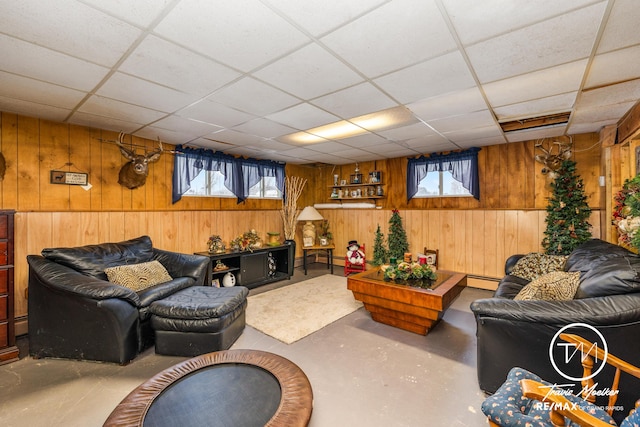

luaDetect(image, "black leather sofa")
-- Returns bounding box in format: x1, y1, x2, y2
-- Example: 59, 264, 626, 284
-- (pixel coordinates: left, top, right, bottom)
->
471, 239, 640, 422
27, 236, 211, 364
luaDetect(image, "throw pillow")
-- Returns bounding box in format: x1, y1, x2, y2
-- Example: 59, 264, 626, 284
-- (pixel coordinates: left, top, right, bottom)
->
510, 252, 568, 281
514, 271, 581, 301
105, 260, 172, 292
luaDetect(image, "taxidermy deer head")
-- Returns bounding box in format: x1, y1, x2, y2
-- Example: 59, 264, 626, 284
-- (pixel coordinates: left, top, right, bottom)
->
116, 132, 164, 189
534, 138, 572, 179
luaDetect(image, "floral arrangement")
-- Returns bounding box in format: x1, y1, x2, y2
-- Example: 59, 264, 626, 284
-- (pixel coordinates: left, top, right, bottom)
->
207, 235, 225, 253
230, 229, 262, 252
382, 261, 436, 282
613, 175, 640, 251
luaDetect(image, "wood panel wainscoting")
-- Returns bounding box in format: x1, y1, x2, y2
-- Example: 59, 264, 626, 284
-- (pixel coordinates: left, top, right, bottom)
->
12, 208, 602, 329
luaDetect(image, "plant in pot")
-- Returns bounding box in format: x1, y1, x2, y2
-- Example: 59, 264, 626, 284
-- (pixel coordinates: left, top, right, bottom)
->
318, 219, 332, 246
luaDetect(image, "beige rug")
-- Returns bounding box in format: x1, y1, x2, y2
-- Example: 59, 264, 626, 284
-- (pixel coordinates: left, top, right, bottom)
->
246, 274, 363, 344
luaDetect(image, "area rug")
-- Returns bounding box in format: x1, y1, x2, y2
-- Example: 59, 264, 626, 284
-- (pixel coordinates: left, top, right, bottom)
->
245, 274, 363, 344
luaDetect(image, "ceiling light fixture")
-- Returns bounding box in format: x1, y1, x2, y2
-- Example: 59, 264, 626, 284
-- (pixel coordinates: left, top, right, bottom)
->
282, 106, 419, 144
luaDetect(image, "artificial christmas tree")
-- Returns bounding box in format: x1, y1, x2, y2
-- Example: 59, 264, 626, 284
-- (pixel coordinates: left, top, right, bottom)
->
542, 159, 592, 255
371, 224, 388, 266
388, 209, 409, 261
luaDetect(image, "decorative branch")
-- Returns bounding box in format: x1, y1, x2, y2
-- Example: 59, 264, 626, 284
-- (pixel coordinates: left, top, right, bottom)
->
280, 176, 307, 240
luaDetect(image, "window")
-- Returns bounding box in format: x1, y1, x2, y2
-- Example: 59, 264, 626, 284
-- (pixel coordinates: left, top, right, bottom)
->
407, 147, 480, 201
413, 171, 472, 198
172, 145, 285, 204
185, 171, 282, 199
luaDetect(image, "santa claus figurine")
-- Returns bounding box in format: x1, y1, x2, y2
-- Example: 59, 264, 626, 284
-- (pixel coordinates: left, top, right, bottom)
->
346, 240, 365, 265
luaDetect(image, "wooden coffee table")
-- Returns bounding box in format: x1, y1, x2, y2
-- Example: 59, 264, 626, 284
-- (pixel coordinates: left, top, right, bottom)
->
347, 268, 467, 335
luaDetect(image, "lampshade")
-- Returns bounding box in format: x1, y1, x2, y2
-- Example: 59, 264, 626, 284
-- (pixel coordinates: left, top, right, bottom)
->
297, 206, 324, 221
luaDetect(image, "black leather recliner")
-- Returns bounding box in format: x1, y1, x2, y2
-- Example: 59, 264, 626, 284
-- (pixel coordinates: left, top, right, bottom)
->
27, 235, 210, 364
471, 239, 640, 423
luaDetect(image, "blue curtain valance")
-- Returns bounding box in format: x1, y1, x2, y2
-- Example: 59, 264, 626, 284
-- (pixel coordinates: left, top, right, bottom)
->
172, 145, 285, 204
407, 147, 480, 201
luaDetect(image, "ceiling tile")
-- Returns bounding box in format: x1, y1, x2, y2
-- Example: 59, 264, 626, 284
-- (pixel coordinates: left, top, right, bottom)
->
0, 72, 86, 108
207, 77, 300, 116
254, 43, 364, 99
265, 0, 387, 37
177, 99, 256, 128
322, 0, 457, 77
408, 87, 488, 121
467, 2, 607, 83
269, 103, 340, 130
80, 0, 174, 27
134, 126, 198, 144
505, 124, 566, 142
493, 92, 577, 121
97, 72, 199, 112
577, 79, 640, 109
0, 34, 109, 91
68, 111, 143, 134
442, 0, 597, 45
374, 51, 476, 104
231, 118, 297, 138
119, 35, 241, 97
596, 0, 640, 53
404, 139, 460, 154
154, 0, 310, 72
188, 137, 237, 152
443, 124, 504, 142
0, 0, 142, 66
376, 122, 438, 142
151, 115, 223, 137
339, 133, 389, 148
78, 95, 166, 123
568, 119, 617, 135
570, 100, 636, 124
585, 45, 640, 89
311, 83, 397, 119
482, 60, 587, 108
0, 96, 71, 122
428, 110, 497, 133
208, 129, 268, 146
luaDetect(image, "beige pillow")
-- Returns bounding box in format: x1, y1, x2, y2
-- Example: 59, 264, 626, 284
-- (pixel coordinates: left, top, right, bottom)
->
510, 252, 568, 281
105, 260, 172, 292
514, 271, 580, 301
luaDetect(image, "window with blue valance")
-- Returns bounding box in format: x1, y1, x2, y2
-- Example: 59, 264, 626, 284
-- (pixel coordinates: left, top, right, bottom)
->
407, 147, 480, 201
172, 145, 285, 204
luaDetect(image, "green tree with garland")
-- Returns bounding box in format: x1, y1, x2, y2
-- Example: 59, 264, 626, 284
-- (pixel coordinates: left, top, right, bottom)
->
542, 159, 592, 255
388, 209, 409, 261
371, 224, 388, 266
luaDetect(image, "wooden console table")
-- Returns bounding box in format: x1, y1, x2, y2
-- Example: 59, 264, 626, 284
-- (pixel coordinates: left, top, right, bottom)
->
347, 268, 466, 335
301, 244, 334, 275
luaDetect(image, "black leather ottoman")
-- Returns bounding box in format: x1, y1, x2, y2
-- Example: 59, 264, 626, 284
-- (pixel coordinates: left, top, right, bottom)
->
150, 286, 248, 357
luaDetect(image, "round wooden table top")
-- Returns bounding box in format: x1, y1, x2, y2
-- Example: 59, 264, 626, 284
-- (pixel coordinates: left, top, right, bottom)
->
103, 349, 313, 427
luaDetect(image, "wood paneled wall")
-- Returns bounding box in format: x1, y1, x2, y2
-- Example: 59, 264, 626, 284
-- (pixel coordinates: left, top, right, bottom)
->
0, 112, 606, 320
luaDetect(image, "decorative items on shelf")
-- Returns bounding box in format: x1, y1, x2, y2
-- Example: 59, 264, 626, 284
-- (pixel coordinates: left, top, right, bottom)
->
318, 219, 332, 246
267, 232, 281, 246
329, 169, 383, 201
213, 260, 228, 271
207, 235, 225, 253
230, 229, 263, 252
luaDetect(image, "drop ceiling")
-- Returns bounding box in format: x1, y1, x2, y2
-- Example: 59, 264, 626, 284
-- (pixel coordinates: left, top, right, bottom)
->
1, 0, 639, 165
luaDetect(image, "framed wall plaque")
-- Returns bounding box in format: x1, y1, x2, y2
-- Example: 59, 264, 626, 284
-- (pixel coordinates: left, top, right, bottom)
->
50, 171, 89, 185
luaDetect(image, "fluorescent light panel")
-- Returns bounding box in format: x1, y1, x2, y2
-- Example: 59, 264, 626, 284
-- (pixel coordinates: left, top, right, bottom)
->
283, 106, 418, 144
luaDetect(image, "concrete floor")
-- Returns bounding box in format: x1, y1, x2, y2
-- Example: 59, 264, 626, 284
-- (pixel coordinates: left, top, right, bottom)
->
0, 264, 493, 427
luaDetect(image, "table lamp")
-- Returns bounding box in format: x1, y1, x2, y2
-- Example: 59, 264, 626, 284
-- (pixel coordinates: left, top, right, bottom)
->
297, 206, 324, 247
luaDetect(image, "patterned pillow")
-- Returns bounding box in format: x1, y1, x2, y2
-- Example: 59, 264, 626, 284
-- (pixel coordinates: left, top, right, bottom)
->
510, 252, 568, 281
105, 260, 172, 292
514, 271, 580, 301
